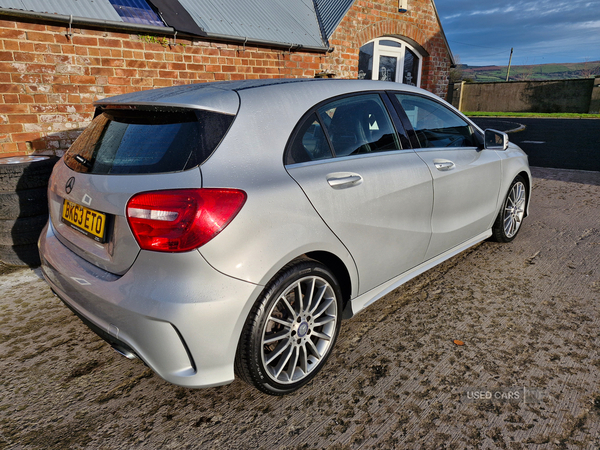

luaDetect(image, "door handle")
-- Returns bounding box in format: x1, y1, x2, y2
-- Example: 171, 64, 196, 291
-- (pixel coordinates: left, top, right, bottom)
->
326, 172, 363, 189
433, 159, 455, 171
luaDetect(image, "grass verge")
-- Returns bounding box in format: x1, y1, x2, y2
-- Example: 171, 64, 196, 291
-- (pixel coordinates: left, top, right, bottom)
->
463, 111, 600, 119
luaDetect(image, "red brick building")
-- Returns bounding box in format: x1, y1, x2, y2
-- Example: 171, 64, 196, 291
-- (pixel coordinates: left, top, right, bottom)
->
0, 0, 453, 157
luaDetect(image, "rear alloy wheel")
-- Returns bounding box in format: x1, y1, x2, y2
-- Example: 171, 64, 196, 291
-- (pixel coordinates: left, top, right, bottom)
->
491, 175, 527, 243
236, 259, 342, 395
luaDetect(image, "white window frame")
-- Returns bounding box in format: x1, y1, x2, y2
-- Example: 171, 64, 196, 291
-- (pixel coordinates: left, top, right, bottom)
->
359, 37, 422, 87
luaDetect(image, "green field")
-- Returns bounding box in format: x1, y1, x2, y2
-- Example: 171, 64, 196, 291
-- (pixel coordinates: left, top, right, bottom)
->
454, 61, 600, 83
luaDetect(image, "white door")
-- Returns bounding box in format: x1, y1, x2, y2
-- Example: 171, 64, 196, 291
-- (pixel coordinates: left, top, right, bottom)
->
376, 51, 403, 82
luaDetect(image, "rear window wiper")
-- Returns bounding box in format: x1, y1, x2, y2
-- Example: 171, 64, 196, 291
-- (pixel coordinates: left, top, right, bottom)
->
74, 154, 92, 168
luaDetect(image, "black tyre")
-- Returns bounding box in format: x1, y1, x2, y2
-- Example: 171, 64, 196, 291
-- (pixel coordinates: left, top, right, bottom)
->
0, 242, 41, 267
0, 156, 59, 191
0, 215, 48, 245
0, 187, 49, 219
491, 175, 527, 243
235, 258, 343, 395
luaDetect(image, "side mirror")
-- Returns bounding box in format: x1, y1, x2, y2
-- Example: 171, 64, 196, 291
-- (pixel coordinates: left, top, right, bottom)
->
484, 129, 509, 150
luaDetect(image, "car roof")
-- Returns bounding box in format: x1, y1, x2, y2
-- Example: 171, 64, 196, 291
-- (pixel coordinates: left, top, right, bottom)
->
94, 78, 431, 115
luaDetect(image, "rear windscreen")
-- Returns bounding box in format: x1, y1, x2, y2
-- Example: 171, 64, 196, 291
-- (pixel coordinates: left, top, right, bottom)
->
64, 107, 234, 174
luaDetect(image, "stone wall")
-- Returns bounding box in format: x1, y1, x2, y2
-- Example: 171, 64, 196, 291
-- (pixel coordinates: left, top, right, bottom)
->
448, 78, 599, 114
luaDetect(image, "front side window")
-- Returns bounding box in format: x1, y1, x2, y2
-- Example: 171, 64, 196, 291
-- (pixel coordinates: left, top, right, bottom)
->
358, 37, 422, 87
285, 94, 401, 164
395, 94, 478, 148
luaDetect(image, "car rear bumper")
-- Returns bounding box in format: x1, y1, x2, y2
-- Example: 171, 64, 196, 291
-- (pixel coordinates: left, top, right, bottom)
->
39, 220, 261, 388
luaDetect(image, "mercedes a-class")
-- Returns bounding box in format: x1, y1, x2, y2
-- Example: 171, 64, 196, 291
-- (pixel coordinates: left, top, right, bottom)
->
39, 79, 530, 395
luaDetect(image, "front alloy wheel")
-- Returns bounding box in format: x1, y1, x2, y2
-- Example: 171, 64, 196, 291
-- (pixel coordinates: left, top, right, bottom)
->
491, 175, 527, 242
235, 258, 342, 395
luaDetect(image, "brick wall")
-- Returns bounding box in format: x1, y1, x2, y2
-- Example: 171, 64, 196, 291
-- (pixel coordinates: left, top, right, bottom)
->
329, 0, 452, 95
0, 0, 452, 157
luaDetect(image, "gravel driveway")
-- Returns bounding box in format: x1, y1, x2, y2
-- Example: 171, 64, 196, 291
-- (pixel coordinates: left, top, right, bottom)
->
1, 167, 599, 449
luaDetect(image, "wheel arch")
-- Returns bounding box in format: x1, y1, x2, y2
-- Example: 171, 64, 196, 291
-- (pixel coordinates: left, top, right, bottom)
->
304, 251, 353, 312
516, 170, 532, 218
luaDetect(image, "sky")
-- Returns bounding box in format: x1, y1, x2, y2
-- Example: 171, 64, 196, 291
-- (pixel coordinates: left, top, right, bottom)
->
434, 0, 600, 67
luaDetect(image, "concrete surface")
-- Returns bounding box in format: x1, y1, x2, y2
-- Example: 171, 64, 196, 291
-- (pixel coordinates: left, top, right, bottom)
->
1, 167, 599, 449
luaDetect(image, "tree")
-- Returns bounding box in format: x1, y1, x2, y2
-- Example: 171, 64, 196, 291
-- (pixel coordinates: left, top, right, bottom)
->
448, 55, 474, 83
581, 59, 600, 78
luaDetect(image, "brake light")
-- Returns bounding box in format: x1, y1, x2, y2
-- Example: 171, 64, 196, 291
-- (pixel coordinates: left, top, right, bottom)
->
126, 189, 246, 252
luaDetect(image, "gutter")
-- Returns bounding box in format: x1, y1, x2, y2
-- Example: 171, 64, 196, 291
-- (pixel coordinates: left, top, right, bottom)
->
203, 31, 333, 54
0, 8, 334, 54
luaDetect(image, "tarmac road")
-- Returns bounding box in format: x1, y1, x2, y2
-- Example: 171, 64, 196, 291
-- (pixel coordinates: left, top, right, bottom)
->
471, 118, 600, 172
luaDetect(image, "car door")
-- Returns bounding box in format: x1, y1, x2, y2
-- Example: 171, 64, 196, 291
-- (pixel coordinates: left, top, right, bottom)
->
285, 93, 433, 294
392, 93, 502, 260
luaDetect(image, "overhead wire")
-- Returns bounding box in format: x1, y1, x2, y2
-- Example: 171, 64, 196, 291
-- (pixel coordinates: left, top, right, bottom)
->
447, 39, 506, 50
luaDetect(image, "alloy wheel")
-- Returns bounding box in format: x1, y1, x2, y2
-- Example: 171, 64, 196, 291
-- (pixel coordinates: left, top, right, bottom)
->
503, 181, 526, 239
260, 275, 338, 384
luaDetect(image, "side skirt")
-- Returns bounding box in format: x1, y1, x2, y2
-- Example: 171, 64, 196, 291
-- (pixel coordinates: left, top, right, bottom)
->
343, 230, 492, 319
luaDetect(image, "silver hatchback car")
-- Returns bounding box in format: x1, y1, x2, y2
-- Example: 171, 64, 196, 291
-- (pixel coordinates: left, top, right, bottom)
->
39, 79, 530, 395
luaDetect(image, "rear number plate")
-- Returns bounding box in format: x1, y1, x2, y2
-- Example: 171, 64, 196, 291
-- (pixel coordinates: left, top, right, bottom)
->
61, 199, 106, 243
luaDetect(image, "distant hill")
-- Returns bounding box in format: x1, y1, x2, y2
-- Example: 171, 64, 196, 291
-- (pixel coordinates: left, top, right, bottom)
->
452, 61, 600, 83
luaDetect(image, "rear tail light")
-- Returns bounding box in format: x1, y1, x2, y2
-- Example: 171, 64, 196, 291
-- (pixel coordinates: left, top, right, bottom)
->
126, 189, 246, 252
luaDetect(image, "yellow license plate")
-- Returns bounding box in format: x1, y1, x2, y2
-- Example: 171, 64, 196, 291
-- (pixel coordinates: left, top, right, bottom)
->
61, 199, 107, 243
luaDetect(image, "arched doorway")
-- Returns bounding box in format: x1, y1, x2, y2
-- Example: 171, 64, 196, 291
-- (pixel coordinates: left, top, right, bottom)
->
358, 37, 422, 87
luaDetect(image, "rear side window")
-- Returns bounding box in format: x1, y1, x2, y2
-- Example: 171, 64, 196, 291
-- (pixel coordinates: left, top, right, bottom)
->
318, 94, 400, 157
285, 93, 401, 164
395, 94, 477, 148
286, 113, 333, 164
64, 108, 234, 174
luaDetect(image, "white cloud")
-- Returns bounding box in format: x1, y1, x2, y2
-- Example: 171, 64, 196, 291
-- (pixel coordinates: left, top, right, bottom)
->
443, 13, 464, 20
573, 19, 600, 29
468, 8, 501, 16
436, 0, 600, 65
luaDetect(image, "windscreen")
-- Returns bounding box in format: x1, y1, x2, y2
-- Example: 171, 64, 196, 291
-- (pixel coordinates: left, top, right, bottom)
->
64, 107, 234, 174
